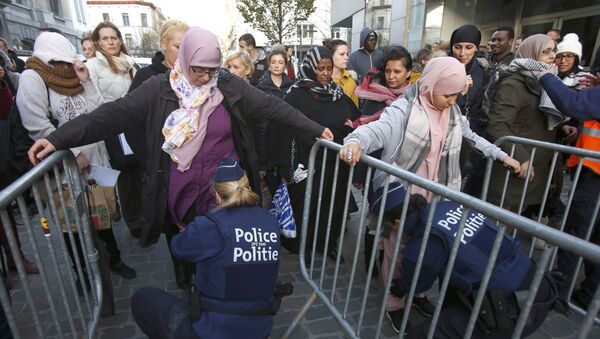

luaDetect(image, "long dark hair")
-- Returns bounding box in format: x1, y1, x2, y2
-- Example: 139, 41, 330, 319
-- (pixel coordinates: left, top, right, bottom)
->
371, 45, 413, 87
91, 21, 130, 74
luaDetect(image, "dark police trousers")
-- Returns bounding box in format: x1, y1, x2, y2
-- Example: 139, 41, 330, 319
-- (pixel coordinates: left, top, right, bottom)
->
557, 168, 600, 299
407, 271, 555, 339
131, 287, 201, 339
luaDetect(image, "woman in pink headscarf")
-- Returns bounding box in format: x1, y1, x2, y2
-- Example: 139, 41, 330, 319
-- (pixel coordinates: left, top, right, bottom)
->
339, 57, 521, 333
27, 27, 333, 288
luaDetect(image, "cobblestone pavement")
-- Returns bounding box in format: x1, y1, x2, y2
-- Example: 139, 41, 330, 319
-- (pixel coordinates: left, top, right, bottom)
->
6, 208, 600, 339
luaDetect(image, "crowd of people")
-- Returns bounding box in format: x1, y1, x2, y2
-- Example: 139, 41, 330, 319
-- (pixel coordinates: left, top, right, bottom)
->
0, 17, 597, 339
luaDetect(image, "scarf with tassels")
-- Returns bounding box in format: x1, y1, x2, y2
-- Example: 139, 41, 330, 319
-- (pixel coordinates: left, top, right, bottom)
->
347, 71, 411, 128
508, 58, 565, 130
25, 56, 83, 96
161, 59, 223, 172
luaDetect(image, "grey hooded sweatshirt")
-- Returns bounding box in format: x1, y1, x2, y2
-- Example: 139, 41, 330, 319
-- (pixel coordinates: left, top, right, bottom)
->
348, 28, 384, 81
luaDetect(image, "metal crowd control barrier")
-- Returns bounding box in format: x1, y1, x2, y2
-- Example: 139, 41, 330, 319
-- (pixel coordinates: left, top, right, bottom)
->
282, 139, 600, 339
481, 135, 600, 320
0, 150, 102, 339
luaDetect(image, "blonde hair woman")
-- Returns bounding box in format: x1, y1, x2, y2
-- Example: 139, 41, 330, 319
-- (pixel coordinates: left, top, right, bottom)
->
130, 20, 190, 91
224, 51, 254, 82
132, 157, 281, 339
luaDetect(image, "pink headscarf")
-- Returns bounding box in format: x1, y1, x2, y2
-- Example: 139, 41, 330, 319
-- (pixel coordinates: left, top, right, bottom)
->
413, 57, 466, 200
178, 26, 222, 80
418, 57, 466, 101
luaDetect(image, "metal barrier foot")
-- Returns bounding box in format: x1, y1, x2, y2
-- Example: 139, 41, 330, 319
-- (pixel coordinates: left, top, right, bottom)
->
282, 292, 317, 339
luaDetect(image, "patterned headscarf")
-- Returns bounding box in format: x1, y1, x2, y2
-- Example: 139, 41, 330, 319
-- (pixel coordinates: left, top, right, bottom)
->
292, 46, 343, 102
161, 27, 224, 172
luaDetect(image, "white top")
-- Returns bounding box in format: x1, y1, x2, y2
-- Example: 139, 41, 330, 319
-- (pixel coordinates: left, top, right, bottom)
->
17, 69, 111, 167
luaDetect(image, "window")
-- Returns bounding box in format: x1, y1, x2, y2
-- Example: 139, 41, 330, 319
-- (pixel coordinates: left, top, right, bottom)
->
297, 25, 315, 40
141, 13, 148, 27
49, 0, 62, 16
377, 16, 384, 29
102, 13, 110, 22
125, 34, 134, 48
122, 13, 130, 26
334, 31, 340, 39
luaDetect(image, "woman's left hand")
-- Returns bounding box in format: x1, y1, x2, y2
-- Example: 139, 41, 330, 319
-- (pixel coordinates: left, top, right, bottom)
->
319, 128, 334, 141
502, 156, 521, 175
73, 60, 91, 83
462, 75, 473, 95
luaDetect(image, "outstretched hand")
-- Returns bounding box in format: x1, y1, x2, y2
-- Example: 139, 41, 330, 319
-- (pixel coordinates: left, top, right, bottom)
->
28, 138, 56, 166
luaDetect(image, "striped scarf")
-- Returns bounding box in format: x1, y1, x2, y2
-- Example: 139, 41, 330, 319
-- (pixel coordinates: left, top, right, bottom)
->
394, 85, 463, 191
508, 58, 565, 130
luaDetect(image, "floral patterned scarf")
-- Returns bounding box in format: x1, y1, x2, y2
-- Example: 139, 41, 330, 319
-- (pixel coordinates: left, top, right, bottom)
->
162, 59, 223, 171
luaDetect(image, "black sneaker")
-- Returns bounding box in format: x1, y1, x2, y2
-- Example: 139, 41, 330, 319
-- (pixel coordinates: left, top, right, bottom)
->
572, 289, 590, 310
412, 296, 435, 318
386, 309, 410, 334
111, 262, 136, 279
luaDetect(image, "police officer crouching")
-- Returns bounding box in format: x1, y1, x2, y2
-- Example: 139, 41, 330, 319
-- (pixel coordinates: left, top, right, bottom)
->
131, 158, 281, 339
372, 182, 557, 338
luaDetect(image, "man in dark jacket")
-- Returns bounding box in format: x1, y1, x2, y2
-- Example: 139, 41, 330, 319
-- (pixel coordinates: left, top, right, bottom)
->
27, 69, 332, 248
239, 33, 268, 86
348, 28, 383, 82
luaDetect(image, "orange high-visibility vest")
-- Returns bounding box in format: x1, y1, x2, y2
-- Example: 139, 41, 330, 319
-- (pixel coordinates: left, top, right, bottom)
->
566, 120, 600, 175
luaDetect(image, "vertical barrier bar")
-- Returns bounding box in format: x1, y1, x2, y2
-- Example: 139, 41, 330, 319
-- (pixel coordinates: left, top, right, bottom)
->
356, 166, 376, 334
15, 195, 67, 338
342, 171, 374, 319
528, 151, 558, 257
309, 148, 328, 278
0, 209, 44, 337
464, 223, 509, 338
63, 155, 103, 338
30, 185, 79, 337
319, 157, 340, 289
426, 208, 471, 339
330, 165, 355, 302
0, 208, 21, 339
52, 168, 93, 317
374, 182, 410, 339
511, 245, 553, 339
41, 173, 88, 331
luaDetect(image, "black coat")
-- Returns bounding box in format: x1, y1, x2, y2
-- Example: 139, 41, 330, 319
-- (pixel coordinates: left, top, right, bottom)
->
130, 51, 168, 91
256, 72, 294, 169
46, 69, 325, 246
103, 52, 169, 169
456, 58, 488, 136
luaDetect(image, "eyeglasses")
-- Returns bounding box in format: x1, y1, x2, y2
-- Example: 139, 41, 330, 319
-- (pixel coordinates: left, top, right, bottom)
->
190, 66, 219, 77
541, 48, 557, 55
556, 53, 577, 61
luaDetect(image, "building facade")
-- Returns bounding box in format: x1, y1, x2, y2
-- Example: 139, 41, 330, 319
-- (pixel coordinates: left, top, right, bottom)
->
0, 0, 88, 53
332, 0, 600, 67
86, 0, 165, 57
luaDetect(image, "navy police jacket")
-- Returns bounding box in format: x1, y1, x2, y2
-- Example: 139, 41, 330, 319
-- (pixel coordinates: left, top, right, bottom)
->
171, 204, 280, 339
396, 201, 531, 297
